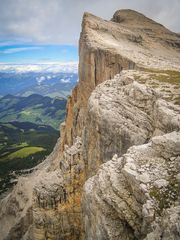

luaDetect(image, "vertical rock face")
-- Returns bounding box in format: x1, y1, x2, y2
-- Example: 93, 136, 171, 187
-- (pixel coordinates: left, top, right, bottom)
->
0, 9, 180, 240
63, 12, 138, 147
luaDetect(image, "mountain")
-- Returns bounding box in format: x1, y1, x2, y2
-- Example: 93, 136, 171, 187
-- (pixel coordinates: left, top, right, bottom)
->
0, 71, 78, 98
0, 94, 67, 129
0, 10, 180, 240
0, 121, 59, 196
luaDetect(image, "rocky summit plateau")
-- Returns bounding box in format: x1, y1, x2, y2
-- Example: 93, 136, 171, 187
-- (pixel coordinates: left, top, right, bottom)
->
0, 9, 180, 240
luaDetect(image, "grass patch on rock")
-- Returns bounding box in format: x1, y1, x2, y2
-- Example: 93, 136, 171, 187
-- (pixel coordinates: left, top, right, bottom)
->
150, 177, 179, 215
139, 68, 180, 85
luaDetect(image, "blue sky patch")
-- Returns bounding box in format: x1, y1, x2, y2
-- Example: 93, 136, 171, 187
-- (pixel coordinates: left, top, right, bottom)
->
0, 44, 78, 64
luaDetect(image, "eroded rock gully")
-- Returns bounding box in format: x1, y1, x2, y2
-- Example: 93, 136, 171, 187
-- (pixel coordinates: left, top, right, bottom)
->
0, 9, 180, 240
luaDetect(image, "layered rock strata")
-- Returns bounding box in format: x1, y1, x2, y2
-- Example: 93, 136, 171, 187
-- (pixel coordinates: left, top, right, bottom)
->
83, 131, 180, 240
0, 9, 180, 240
83, 72, 180, 177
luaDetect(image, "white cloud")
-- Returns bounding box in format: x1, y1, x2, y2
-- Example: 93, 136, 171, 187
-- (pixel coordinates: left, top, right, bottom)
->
1, 46, 42, 54
0, 0, 179, 45
36, 76, 46, 85
0, 62, 78, 73
60, 78, 70, 83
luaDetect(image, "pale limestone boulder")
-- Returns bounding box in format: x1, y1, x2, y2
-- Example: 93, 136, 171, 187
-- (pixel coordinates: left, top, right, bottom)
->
83, 132, 180, 240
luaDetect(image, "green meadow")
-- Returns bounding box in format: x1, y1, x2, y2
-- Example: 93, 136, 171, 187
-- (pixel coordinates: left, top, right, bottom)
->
0, 121, 59, 195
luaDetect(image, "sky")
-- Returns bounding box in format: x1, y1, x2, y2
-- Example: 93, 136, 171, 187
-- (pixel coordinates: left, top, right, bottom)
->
0, 0, 179, 64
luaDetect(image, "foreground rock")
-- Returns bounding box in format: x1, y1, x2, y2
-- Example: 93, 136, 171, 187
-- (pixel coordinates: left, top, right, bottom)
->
83, 131, 180, 240
84, 72, 180, 177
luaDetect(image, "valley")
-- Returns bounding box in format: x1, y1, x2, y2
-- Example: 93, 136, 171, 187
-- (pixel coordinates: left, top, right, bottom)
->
0, 121, 59, 196
0, 64, 77, 197
0, 94, 67, 129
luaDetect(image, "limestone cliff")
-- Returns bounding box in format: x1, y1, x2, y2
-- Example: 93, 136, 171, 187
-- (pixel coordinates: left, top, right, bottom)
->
0, 9, 180, 240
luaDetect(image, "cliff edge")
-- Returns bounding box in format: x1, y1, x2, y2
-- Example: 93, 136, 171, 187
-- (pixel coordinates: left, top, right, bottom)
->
0, 9, 180, 240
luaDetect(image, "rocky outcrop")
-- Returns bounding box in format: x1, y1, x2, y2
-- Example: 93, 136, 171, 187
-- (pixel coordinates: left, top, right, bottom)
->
0, 9, 180, 240
0, 176, 33, 240
83, 131, 180, 240
83, 72, 180, 177
32, 136, 85, 240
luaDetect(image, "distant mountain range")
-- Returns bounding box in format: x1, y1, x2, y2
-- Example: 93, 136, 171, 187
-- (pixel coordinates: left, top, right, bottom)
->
0, 71, 78, 98
0, 94, 67, 129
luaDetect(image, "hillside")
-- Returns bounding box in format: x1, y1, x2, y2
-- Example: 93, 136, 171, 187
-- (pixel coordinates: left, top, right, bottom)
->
0, 9, 179, 240
0, 121, 59, 196
0, 94, 67, 129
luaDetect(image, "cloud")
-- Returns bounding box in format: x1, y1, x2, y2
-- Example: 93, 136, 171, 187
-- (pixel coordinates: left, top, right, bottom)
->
1, 46, 42, 54
36, 75, 46, 85
0, 0, 179, 45
60, 78, 70, 83
0, 62, 78, 73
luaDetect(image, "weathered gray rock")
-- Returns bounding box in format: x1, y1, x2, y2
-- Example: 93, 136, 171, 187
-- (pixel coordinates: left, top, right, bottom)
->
83, 72, 180, 176
83, 132, 180, 240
